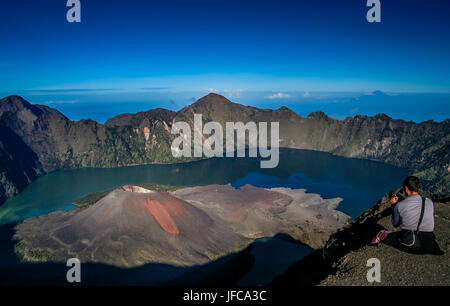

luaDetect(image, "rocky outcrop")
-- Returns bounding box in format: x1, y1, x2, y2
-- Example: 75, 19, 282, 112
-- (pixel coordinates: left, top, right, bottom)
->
0, 93, 449, 205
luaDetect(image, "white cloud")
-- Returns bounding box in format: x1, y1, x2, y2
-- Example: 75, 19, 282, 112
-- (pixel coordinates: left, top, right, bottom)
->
267, 92, 291, 99
202, 88, 220, 93
201, 88, 243, 99
44, 100, 78, 105
222, 89, 243, 98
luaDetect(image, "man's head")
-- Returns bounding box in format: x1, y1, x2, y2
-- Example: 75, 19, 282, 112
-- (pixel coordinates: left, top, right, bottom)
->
403, 176, 421, 195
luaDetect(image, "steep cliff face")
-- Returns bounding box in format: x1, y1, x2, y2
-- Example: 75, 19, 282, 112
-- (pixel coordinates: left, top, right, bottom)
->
0, 96, 182, 171
0, 124, 44, 203
290, 113, 450, 192
0, 93, 449, 205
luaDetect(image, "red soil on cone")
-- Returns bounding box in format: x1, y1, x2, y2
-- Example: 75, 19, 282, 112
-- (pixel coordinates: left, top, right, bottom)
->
141, 193, 191, 235
143, 197, 179, 235
155, 193, 189, 218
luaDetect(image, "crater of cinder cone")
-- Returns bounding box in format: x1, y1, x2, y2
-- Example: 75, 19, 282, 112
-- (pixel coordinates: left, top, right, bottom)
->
143, 197, 180, 235
121, 185, 153, 193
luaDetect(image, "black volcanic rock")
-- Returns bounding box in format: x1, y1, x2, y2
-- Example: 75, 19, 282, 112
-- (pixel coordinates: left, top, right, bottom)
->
0, 94, 449, 205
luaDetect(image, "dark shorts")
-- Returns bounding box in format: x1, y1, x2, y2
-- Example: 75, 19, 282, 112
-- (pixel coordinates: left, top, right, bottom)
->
383, 230, 443, 255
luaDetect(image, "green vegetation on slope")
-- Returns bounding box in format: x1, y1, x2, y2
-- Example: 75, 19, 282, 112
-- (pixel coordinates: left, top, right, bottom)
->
14, 240, 55, 263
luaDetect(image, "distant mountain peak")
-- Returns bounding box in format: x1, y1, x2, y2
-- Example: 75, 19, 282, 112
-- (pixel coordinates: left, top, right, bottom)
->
204, 92, 227, 98
194, 93, 232, 105
276, 106, 300, 117
307, 110, 328, 119
1, 95, 28, 105
0, 95, 43, 117
370, 90, 388, 97
374, 113, 390, 120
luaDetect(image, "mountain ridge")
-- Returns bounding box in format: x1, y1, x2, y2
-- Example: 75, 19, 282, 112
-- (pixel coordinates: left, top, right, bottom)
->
0, 93, 449, 205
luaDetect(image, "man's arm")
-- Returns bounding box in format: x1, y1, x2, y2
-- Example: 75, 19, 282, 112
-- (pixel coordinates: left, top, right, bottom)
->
392, 203, 401, 227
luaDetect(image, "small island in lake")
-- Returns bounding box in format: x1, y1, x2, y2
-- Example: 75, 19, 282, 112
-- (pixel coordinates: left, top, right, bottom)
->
13, 184, 349, 268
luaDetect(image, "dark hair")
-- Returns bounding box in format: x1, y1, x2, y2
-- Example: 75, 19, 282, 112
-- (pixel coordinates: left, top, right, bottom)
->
403, 176, 421, 192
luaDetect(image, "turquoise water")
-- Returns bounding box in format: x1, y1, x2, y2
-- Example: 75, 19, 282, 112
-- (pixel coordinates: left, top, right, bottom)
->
0, 148, 409, 225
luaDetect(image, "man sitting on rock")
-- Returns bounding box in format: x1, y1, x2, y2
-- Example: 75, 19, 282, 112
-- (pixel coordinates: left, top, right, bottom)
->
372, 176, 443, 255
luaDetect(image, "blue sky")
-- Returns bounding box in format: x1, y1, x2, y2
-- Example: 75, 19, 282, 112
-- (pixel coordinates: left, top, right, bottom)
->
1, 0, 449, 122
